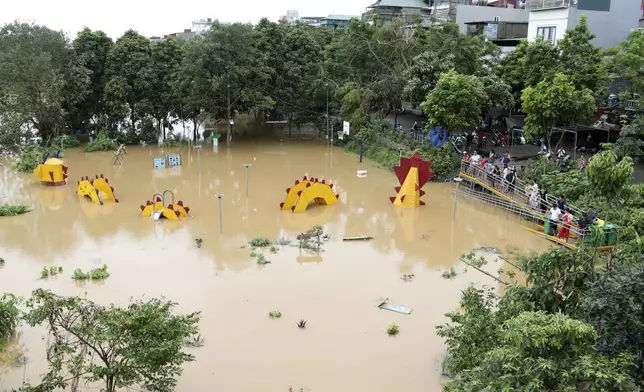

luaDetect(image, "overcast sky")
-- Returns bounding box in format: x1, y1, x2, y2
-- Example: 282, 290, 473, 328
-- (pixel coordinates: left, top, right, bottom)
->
1, 0, 366, 39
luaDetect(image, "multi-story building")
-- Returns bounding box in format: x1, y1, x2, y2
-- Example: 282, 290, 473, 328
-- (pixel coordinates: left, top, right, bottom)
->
300, 15, 358, 28
526, 0, 641, 48
192, 18, 214, 33
432, 0, 528, 33
363, 0, 433, 25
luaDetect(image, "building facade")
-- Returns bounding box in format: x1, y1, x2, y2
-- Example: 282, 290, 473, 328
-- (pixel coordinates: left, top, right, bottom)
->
432, 0, 529, 33
363, 0, 432, 25
526, 0, 641, 48
300, 15, 358, 28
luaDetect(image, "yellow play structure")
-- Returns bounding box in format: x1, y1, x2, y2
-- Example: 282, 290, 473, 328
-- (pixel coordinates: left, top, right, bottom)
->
34, 157, 68, 186
390, 152, 435, 208
279, 176, 339, 213
76, 175, 119, 205
140, 190, 191, 221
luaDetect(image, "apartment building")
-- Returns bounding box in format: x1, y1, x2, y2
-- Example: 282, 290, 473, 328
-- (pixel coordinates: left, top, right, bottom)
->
526, 0, 641, 48
432, 0, 528, 33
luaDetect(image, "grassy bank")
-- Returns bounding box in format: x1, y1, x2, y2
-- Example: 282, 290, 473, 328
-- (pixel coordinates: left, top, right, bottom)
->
342, 120, 460, 180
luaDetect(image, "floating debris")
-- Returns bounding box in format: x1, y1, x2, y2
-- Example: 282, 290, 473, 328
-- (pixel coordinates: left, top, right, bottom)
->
473, 247, 500, 254
342, 236, 373, 241
297, 319, 307, 329
401, 274, 415, 282
195, 238, 203, 248
377, 298, 413, 315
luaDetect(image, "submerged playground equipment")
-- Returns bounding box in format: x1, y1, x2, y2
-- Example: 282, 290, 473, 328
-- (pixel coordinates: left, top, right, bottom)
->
77, 175, 119, 205
390, 152, 435, 207
140, 190, 191, 221
34, 152, 68, 186
280, 176, 339, 213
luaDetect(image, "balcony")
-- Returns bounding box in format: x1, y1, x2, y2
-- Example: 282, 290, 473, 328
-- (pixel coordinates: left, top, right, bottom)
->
525, 0, 574, 11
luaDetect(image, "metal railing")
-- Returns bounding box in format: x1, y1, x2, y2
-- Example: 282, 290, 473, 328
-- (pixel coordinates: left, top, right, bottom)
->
459, 160, 585, 218
454, 182, 598, 246
525, 0, 573, 11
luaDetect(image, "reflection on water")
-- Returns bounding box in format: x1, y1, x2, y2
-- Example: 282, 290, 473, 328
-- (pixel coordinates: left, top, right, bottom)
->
0, 141, 547, 391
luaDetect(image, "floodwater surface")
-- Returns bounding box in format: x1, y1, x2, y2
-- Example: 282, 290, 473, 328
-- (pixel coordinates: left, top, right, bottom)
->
0, 141, 547, 392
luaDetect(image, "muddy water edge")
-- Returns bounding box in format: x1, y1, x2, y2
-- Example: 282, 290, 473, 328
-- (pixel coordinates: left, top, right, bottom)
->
0, 141, 547, 392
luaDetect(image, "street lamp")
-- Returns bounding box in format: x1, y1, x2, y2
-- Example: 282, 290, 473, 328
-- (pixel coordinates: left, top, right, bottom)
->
452, 177, 463, 219
216, 193, 224, 233
326, 83, 329, 145
243, 163, 251, 197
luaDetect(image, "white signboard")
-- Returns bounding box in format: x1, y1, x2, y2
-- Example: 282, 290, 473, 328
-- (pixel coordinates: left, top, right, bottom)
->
343, 121, 350, 135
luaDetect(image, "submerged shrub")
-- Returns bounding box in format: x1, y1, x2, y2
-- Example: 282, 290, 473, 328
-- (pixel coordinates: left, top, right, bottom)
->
0, 204, 31, 216
85, 133, 117, 152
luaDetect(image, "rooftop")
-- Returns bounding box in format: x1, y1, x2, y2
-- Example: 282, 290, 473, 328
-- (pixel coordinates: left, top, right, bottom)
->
367, 0, 430, 9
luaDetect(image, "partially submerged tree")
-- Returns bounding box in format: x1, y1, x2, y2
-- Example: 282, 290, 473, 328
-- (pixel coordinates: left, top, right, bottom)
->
23, 289, 201, 392
0, 22, 90, 141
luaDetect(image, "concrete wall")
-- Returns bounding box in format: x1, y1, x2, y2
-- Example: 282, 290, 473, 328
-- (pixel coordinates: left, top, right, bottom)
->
527, 0, 641, 48
527, 8, 571, 43
455, 5, 529, 34
568, 0, 640, 48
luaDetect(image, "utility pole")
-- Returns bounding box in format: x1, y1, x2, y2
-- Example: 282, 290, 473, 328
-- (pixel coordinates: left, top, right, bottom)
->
326, 84, 329, 145
227, 84, 231, 142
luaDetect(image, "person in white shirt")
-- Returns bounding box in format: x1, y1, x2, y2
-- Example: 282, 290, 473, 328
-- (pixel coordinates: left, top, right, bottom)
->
550, 203, 562, 236
470, 151, 481, 165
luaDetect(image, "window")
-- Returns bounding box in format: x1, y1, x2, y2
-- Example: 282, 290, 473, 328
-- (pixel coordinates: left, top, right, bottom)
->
493, 16, 500, 22
537, 26, 557, 44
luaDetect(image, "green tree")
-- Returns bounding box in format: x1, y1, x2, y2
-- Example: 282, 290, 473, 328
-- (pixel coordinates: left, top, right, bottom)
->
0, 293, 19, 350
480, 74, 514, 113
444, 311, 636, 391
173, 40, 210, 143
104, 29, 153, 130
149, 38, 182, 139
521, 73, 595, 146
498, 39, 562, 105
558, 15, 608, 95
421, 71, 486, 131
23, 289, 201, 392
582, 262, 644, 381
68, 28, 114, 131
586, 150, 633, 200
0, 22, 90, 141
606, 29, 644, 97
612, 115, 644, 161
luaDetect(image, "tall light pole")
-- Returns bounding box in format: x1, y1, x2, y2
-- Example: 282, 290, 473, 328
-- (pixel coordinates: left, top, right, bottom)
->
243, 163, 251, 197
452, 177, 463, 220
216, 193, 224, 233
227, 84, 232, 142
326, 83, 329, 145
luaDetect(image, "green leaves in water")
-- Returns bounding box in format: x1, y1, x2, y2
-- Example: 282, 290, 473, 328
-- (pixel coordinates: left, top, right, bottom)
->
249, 236, 272, 247
0, 204, 31, 216
72, 264, 110, 281
40, 266, 63, 279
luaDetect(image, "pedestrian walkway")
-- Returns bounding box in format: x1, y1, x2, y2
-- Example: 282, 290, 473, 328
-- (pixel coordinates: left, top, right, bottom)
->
456, 160, 616, 251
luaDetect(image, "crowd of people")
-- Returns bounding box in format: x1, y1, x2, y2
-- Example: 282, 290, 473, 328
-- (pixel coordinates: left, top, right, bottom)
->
462, 150, 604, 244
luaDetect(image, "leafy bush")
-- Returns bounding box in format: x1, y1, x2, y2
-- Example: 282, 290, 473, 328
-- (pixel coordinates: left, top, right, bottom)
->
52, 134, 80, 149
41, 266, 63, 279
0, 294, 20, 347
0, 204, 31, 216
249, 237, 272, 247
85, 133, 117, 152
160, 139, 182, 148
13, 146, 47, 173
72, 265, 110, 280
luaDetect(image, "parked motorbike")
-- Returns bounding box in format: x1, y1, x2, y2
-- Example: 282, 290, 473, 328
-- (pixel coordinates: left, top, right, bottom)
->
477, 135, 487, 148
493, 134, 507, 147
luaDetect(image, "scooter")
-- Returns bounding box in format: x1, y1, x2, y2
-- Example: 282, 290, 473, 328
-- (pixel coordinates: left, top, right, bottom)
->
477, 135, 487, 148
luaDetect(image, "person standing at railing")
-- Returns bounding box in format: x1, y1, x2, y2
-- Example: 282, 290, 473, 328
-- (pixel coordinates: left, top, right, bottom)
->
492, 165, 501, 188
470, 151, 481, 176
557, 195, 567, 212
529, 181, 540, 210
559, 208, 573, 242
550, 203, 562, 237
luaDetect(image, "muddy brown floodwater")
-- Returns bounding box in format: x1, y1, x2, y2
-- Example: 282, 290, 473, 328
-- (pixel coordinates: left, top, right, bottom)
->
0, 141, 548, 392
